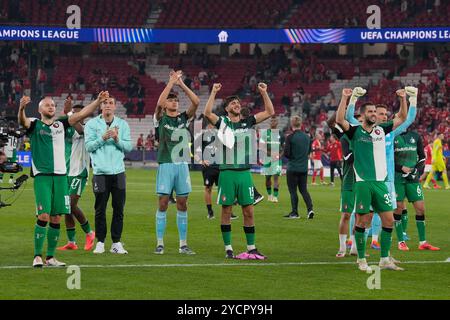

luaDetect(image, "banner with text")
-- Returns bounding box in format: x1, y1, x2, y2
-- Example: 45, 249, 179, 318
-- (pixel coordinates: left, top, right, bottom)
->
1, 26, 450, 43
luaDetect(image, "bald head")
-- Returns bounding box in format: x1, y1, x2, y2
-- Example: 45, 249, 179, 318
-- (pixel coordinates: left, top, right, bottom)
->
38, 97, 56, 119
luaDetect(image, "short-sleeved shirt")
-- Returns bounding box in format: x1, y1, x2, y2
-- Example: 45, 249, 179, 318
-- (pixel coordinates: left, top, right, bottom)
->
311, 139, 322, 160
195, 129, 220, 169
424, 144, 432, 165
214, 115, 257, 170
27, 117, 70, 176
332, 124, 354, 191
65, 126, 89, 177
394, 131, 422, 183
261, 128, 282, 167
3, 136, 18, 159
344, 121, 393, 182
157, 111, 191, 164
432, 138, 443, 163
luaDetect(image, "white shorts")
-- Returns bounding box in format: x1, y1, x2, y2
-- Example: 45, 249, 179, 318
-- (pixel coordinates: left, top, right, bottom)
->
313, 159, 323, 170
424, 164, 432, 173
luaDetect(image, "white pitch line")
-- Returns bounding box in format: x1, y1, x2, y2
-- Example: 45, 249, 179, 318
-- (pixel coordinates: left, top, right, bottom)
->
0, 260, 448, 270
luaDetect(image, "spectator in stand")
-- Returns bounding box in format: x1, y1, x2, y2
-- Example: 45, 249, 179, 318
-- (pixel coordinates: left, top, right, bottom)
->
192, 76, 201, 93
100, 73, 109, 91
302, 94, 312, 118
145, 133, 154, 151
281, 93, 291, 114
136, 98, 145, 115
326, 134, 343, 186
137, 84, 146, 98
316, 109, 328, 126
76, 75, 85, 91
124, 98, 135, 116
254, 44, 262, 60
137, 134, 144, 151
198, 69, 208, 85
184, 74, 193, 89
36, 67, 47, 97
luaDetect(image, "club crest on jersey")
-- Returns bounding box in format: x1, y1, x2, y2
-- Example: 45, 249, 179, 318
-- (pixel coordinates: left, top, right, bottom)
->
374, 129, 381, 135
410, 137, 415, 144
53, 123, 60, 128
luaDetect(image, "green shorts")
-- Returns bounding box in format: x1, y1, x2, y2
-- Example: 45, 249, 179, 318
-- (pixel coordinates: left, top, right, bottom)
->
34, 175, 70, 216
68, 175, 87, 197
395, 182, 424, 203
340, 190, 355, 213
217, 169, 254, 206
354, 181, 393, 214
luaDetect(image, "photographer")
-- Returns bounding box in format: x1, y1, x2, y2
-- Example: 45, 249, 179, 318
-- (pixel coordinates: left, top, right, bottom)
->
0, 121, 19, 184
0, 151, 6, 165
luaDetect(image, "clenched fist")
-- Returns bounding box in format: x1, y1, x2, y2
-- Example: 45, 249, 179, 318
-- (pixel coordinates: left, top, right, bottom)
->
19, 95, 31, 110
342, 88, 353, 97
258, 82, 268, 93
211, 83, 222, 94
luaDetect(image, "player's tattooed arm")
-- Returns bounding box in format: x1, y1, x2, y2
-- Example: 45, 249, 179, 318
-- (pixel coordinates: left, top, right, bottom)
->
18, 95, 32, 129
155, 70, 181, 121
254, 83, 275, 124
204, 83, 221, 126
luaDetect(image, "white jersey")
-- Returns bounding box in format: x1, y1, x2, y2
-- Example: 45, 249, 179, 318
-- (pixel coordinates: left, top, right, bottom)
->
4, 136, 18, 159
66, 128, 90, 177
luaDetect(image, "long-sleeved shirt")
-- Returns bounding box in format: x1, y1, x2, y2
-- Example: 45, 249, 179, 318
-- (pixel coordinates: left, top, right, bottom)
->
85, 115, 132, 175
283, 130, 310, 173
345, 101, 417, 182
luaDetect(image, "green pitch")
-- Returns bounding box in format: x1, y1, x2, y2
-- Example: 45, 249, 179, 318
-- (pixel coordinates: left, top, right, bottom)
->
0, 168, 449, 299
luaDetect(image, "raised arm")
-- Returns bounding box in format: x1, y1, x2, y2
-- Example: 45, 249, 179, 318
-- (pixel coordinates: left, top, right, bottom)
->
68, 91, 109, 126
345, 87, 366, 126
155, 70, 181, 121
178, 74, 200, 119
391, 88, 417, 136
336, 88, 353, 131
203, 83, 221, 126
63, 97, 72, 115
18, 96, 32, 129
254, 83, 275, 124
392, 87, 414, 130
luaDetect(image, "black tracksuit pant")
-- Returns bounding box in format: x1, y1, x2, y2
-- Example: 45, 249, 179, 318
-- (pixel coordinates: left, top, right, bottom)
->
92, 173, 126, 243
286, 170, 313, 214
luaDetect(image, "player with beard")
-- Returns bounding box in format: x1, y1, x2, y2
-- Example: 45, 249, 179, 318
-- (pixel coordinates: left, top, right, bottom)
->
18, 92, 109, 267
337, 88, 408, 271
